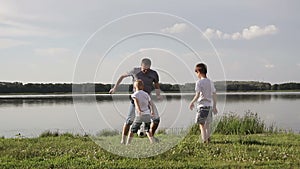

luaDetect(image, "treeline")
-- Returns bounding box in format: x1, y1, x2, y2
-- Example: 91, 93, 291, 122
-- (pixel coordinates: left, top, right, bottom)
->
0, 81, 299, 94
161, 81, 300, 92
0, 82, 111, 94
223, 81, 300, 91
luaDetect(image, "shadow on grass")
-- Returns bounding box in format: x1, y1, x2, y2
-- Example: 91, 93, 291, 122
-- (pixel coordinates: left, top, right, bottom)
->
210, 139, 284, 147
237, 139, 288, 146
211, 140, 234, 144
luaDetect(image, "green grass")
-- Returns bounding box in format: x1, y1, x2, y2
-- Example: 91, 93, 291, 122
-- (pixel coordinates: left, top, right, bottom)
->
0, 133, 299, 168
1, 112, 300, 168
92, 133, 185, 158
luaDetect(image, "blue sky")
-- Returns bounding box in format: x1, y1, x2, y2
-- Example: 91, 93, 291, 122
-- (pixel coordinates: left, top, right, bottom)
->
0, 0, 299, 84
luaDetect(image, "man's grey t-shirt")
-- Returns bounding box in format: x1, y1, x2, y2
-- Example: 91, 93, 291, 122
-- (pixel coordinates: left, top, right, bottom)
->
127, 67, 159, 94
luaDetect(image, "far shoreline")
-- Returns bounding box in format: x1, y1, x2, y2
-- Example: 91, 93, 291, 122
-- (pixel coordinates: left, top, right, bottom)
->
0, 91, 299, 100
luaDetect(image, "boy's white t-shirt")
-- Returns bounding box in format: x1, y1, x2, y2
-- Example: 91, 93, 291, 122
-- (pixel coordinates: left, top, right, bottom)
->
131, 90, 151, 115
195, 78, 216, 108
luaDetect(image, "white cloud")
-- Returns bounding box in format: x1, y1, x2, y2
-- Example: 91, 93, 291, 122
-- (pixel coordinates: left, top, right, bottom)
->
0, 2, 68, 38
203, 25, 278, 40
297, 63, 300, 67
242, 25, 278, 40
0, 18, 67, 38
260, 58, 275, 69
34, 48, 72, 57
0, 38, 31, 49
161, 23, 188, 34
265, 64, 275, 68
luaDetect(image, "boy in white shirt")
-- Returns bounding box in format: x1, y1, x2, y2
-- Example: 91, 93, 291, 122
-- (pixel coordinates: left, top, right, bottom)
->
126, 80, 155, 145
189, 63, 218, 143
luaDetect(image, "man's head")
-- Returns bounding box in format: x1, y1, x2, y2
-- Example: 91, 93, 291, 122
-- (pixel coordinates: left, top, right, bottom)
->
141, 58, 151, 73
195, 63, 207, 75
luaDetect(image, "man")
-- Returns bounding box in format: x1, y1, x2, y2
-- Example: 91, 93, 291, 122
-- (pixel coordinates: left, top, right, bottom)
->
109, 58, 161, 144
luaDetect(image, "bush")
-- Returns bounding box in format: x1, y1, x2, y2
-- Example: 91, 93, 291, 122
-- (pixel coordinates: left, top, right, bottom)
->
188, 111, 268, 135
39, 130, 60, 137
215, 111, 266, 135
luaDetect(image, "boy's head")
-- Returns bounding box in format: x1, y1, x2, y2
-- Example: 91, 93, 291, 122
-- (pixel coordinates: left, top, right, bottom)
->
195, 63, 207, 75
134, 79, 144, 90
141, 58, 151, 73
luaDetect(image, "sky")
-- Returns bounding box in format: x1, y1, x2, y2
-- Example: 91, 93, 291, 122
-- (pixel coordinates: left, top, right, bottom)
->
0, 0, 299, 84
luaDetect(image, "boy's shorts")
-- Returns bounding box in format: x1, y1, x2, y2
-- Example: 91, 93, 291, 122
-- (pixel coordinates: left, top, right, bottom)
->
195, 106, 212, 125
131, 114, 151, 133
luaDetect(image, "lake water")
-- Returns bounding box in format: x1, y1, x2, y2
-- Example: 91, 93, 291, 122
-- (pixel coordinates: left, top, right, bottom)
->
0, 92, 299, 138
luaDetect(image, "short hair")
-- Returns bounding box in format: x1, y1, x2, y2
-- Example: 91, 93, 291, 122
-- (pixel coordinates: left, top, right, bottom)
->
195, 63, 207, 74
141, 58, 151, 66
134, 79, 144, 90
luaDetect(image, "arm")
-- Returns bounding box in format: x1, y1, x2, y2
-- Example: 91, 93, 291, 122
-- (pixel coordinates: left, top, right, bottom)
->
154, 82, 161, 100
189, 92, 200, 110
212, 92, 218, 114
149, 100, 154, 116
133, 98, 142, 115
109, 73, 129, 94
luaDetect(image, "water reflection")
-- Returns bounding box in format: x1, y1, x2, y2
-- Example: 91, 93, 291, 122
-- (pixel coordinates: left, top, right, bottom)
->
0, 99, 73, 107
0, 92, 299, 137
224, 94, 271, 103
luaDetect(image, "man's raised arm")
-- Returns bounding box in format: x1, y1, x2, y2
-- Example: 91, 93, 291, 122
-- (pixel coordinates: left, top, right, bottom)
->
109, 73, 129, 94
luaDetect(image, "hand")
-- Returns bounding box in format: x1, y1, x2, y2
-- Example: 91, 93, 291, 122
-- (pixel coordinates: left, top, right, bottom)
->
138, 110, 142, 116
151, 111, 154, 116
189, 102, 195, 110
212, 107, 218, 115
109, 88, 116, 94
156, 95, 162, 101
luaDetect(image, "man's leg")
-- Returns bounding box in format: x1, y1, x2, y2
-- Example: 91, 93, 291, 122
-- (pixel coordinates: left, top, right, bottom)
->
126, 132, 134, 145
145, 122, 154, 143
150, 103, 160, 137
150, 120, 159, 135
121, 103, 135, 144
121, 123, 131, 144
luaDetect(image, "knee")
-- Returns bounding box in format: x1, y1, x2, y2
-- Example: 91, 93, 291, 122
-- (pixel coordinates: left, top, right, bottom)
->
125, 119, 133, 125
152, 118, 160, 125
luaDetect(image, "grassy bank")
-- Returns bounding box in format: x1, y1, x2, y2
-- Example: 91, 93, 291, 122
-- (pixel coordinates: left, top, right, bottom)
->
1, 113, 300, 168
0, 133, 299, 168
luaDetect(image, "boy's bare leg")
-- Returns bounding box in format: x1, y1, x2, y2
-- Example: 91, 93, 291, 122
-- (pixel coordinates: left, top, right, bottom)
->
126, 132, 134, 145
205, 122, 211, 143
121, 123, 130, 144
199, 124, 207, 143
